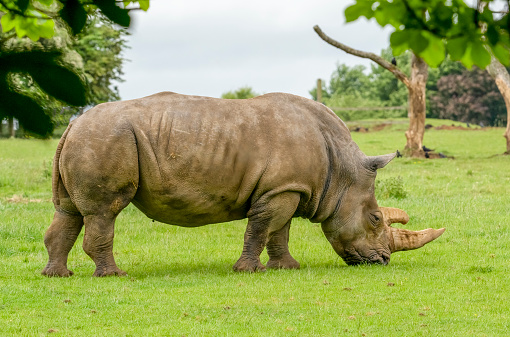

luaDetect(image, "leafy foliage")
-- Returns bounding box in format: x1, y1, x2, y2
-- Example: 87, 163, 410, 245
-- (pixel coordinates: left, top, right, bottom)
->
221, 87, 259, 99
375, 176, 407, 200
310, 49, 411, 120
0, 0, 149, 40
345, 0, 510, 68
313, 47, 506, 125
0, 50, 85, 136
429, 67, 507, 126
73, 14, 129, 106
0, 0, 145, 137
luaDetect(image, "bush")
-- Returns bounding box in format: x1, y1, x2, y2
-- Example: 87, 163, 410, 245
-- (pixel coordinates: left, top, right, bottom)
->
375, 176, 407, 199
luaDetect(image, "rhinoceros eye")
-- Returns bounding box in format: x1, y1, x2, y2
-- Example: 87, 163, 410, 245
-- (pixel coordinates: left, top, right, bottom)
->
369, 213, 381, 226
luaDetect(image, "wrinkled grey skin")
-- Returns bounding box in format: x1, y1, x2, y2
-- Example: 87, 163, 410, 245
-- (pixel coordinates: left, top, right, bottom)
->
42, 92, 400, 277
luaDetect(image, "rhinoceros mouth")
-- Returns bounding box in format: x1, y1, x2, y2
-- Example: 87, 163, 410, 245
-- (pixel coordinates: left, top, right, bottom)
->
341, 249, 390, 266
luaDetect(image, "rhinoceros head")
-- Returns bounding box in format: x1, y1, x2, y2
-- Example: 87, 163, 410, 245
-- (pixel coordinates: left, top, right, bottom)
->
321, 153, 445, 265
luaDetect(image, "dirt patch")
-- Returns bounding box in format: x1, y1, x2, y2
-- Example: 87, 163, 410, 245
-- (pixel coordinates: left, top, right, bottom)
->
5, 194, 48, 203
372, 123, 391, 131
404, 147, 454, 159
434, 124, 476, 130
350, 123, 391, 132
350, 126, 369, 133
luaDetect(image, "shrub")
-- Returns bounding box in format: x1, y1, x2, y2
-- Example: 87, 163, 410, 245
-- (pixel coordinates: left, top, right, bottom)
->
375, 176, 407, 199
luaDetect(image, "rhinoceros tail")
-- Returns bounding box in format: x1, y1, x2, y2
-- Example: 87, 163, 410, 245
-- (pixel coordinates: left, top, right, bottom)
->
52, 123, 72, 208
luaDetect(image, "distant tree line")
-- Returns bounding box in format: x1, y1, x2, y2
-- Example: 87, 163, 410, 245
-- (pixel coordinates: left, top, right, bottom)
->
311, 47, 507, 127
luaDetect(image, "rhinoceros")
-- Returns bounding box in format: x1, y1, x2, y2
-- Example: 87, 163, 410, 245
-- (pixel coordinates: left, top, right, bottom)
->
42, 92, 444, 277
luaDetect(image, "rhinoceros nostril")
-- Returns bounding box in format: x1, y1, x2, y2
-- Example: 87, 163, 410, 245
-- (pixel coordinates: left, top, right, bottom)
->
380, 254, 390, 265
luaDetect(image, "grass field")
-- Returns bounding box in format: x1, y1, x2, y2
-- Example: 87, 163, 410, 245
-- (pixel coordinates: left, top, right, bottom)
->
0, 120, 509, 336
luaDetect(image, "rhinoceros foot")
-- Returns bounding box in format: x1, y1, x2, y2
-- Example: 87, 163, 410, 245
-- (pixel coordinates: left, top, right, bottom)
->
41, 264, 74, 277
233, 257, 266, 273
92, 266, 127, 277
266, 256, 300, 270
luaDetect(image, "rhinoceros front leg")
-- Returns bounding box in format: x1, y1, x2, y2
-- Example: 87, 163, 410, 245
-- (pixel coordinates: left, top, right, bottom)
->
233, 192, 300, 272
42, 211, 84, 277
82, 214, 126, 277
266, 220, 300, 269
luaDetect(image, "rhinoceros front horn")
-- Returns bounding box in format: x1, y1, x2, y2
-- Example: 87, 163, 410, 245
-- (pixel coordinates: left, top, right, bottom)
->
380, 207, 445, 253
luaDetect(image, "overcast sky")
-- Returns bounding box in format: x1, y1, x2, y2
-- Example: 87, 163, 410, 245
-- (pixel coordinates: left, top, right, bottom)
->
117, 0, 392, 101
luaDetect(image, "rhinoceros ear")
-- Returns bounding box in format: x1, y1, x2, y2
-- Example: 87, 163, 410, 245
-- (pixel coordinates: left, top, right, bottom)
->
364, 152, 397, 171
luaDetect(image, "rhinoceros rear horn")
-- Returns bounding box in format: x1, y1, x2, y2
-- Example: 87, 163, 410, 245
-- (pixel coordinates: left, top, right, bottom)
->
380, 207, 409, 227
364, 152, 397, 171
380, 207, 445, 253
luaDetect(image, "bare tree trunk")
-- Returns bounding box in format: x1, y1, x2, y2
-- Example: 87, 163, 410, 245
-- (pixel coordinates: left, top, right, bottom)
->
486, 57, 510, 154
316, 79, 323, 103
313, 25, 430, 158
479, 2, 510, 154
8, 116, 15, 138
404, 55, 428, 156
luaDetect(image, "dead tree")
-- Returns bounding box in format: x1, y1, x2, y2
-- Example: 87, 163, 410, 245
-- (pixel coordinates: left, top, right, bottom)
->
479, 2, 510, 155
313, 25, 428, 157
487, 57, 510, 154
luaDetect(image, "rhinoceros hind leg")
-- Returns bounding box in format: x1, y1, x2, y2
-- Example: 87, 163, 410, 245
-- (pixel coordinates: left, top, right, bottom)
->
233, 192, 300, 273
42, 211, 84, 277
266, 220, 300, 270
82, 214, 127, 277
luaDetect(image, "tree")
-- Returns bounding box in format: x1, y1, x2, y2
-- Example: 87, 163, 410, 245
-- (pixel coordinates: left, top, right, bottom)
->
487, 57, 510, 153
429, 67, 506, 126
1, 11, 129, 135
73, 14, 129, 107
309, 60, 408, 121
343, 0, 510, 154
344, 0, 510, 69
314, 25, 429, 157
368, 48, 410, 106
0, 0, 149, 137
221, 87, 259, 99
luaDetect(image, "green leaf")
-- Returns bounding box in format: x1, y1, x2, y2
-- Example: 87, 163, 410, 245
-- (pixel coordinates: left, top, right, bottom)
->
408, 31, 430, 55
37, 19, 55, 38
138, 0, 149, 11
94, 0, 131, 27
431, 2, 453, 32
1, 13, 17, 33
460, 43, 475, 69
1, 13, 54, 40
470, 40, 491, 68
345, 2, 374, 23
492, 44, 510, 66
418, 32, 446, 67
38, 0, 56, 6
17, 16, 45, 40
446, 36, 469, 61
59, 0, 88, 35
374, 1, 406, 28
390, 30, 411, 55
486, 25, 500, 46
17, 0, 30, 12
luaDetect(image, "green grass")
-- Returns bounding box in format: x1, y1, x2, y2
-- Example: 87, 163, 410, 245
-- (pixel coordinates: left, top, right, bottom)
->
1, 121, 509, 336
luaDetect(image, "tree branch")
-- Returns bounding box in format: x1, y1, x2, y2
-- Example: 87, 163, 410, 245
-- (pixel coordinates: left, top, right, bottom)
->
313, 25, 410, 88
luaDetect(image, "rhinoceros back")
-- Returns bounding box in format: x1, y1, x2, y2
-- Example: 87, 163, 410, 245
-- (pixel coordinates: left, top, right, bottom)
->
65, 92, 354, 226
